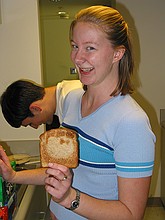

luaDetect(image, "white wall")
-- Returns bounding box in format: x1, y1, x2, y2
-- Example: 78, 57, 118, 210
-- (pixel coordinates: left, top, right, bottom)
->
0, 0, 44, 141
116, 0, 165, 197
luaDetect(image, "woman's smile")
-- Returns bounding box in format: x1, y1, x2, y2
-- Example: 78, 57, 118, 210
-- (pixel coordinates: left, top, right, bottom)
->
78, 66, 94, 75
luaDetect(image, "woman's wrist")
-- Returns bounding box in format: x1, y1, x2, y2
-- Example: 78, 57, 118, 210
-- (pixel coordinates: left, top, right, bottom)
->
8, 169, 16, 183
66, 188, 80, 211
58, 187, 77, 209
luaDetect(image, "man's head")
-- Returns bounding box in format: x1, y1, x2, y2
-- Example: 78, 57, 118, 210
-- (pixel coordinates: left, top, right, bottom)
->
0, 80, 45, 128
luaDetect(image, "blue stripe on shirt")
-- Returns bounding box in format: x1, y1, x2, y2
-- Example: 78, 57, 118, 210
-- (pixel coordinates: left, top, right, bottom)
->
62, 122, 115, 168
62, 123, 154, 172
115, 161, 154, 172
62, 122, 114, 151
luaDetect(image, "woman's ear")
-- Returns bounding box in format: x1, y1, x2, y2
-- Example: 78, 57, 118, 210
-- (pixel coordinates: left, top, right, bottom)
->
29, 104, 42, 115
113, 46, 125, 63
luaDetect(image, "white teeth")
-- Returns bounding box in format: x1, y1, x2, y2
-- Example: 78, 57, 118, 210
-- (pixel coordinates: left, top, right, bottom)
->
81, 67, 93, 72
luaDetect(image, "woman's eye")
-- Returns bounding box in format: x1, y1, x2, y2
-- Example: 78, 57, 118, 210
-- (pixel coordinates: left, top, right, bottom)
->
86, 46, 95, 51
71, 44, 78, 50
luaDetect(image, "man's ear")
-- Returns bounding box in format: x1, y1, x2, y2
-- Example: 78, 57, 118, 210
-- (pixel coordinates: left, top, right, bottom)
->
113, 46, 125, 63
29, 104, 42, 115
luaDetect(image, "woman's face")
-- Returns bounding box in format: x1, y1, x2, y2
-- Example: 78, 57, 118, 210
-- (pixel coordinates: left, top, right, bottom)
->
70, 22, 119, 87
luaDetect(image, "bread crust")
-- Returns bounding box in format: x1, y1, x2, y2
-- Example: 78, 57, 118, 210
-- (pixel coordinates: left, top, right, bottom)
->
39, 127, 78, 168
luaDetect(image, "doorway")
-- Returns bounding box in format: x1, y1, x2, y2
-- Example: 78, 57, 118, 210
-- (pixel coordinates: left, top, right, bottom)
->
39, 0, 116, 86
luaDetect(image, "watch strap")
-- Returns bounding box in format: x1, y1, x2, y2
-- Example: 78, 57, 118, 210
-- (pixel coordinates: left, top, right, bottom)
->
67, 188, 80, 211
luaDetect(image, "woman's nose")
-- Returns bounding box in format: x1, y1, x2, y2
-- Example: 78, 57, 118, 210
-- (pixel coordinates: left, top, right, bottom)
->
74, 51, 85, 65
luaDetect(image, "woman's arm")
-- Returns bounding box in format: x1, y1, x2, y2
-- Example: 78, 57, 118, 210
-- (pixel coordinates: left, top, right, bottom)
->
45, 163, 151, 220
73, 176, 150, 220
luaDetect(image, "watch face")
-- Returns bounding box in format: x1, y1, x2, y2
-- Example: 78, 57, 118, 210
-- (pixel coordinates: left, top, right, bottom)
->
72, 200, 79, 208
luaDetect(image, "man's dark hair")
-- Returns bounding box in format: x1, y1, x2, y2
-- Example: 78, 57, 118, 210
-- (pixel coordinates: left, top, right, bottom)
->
0, 80, 45, 128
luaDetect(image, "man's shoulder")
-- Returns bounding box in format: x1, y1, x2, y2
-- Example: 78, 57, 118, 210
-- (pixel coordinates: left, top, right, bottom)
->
57, 80, 83, 96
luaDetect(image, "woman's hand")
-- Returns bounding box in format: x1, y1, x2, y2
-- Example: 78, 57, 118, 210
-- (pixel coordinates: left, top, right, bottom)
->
0, 145, 16, 182
45, 163, 75, 208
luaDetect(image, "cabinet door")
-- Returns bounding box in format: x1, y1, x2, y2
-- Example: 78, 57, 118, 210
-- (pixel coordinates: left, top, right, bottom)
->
14, 185, 49, 220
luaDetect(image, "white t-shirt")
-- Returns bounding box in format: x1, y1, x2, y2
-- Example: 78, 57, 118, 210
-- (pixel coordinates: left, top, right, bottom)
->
55, 80, 83, 123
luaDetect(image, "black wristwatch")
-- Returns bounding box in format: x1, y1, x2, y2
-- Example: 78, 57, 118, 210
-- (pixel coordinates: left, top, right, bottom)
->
67, 189, 80, 211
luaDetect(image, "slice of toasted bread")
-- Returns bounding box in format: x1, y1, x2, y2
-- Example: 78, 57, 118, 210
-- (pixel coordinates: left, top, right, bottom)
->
39, 127, 78, 168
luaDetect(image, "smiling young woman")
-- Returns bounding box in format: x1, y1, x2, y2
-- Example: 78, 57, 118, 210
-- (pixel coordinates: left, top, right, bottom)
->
45, 6, 155, 220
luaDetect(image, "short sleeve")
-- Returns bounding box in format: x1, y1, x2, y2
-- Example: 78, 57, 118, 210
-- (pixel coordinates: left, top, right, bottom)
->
114, 110, 156, 178
55, 80, 83, 123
